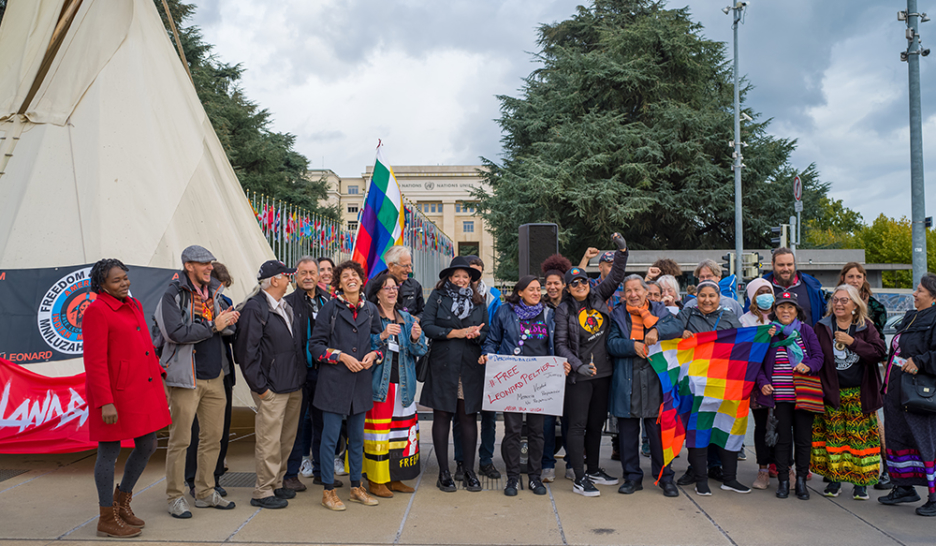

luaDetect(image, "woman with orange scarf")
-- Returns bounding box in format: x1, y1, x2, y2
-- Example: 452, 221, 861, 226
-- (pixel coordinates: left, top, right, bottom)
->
608, 275, 683, 497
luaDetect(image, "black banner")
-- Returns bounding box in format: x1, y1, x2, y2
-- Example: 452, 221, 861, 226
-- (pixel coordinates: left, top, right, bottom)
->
0, 264, 179, 365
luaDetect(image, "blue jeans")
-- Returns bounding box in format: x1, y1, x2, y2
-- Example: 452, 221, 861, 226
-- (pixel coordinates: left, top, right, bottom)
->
542, 415, 569, 469
453, 411, 496, 466
320, 411, 364, 486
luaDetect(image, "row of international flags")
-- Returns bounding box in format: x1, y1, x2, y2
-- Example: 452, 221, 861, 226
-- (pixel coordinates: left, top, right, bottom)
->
247, 191, 354, 253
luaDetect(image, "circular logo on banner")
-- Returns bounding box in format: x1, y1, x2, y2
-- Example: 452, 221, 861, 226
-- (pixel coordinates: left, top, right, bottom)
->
36, 267, 96, 355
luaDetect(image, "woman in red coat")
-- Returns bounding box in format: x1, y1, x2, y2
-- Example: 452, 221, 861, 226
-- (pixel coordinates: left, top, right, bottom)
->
82, 259, 171, 538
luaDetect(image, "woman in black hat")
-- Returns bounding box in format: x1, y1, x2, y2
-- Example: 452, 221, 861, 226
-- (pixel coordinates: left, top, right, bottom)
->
754, 291, 824, 500
419, 256, 489, 491
554, 234, 628, 497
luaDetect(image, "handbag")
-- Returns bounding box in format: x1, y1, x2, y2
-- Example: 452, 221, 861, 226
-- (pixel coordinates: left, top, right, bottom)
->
793, 372, 825, 413
415, 340, 432, 382
900, 371, 936, 414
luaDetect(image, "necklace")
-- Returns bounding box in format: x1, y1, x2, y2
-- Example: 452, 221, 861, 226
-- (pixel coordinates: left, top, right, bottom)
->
834, 322, 853, 351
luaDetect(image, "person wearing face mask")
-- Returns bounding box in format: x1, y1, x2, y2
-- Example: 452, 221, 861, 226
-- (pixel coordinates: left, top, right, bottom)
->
738, 278, 777, 489
419, 257, 489, 492
555, 233, 629, 497
812, 285, 886, 501
677, 281, 745, 495
755, 291, 824, 501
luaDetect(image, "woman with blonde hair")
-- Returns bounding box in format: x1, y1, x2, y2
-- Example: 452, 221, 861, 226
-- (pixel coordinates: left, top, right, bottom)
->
812, 284, 886, 500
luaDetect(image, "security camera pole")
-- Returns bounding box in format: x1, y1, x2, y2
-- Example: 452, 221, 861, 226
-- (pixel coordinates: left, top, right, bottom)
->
726, 2, 747, 303
900, 2, 929, 287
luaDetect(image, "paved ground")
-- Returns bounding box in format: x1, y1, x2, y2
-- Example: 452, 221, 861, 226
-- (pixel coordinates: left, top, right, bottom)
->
0, 408, 933, 546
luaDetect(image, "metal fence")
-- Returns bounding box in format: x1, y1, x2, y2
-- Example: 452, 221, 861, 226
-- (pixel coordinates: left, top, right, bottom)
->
402, 198, 455, 297
246, 191, 454, 289
247, 190, 352, 266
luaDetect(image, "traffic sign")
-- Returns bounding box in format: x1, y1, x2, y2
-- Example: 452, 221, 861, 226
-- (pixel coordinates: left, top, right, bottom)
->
794, 201, 804, 212
793, 176, 803, 201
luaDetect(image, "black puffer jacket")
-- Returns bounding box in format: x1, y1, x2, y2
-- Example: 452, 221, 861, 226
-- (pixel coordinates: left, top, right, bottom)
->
554, 249, 628, 382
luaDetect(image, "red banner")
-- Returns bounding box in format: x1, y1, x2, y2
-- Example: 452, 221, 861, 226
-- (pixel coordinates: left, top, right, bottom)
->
0, 358, 115, 453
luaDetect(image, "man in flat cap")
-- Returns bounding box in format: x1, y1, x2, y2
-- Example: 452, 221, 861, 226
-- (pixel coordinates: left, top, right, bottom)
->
156, 245, 239, 518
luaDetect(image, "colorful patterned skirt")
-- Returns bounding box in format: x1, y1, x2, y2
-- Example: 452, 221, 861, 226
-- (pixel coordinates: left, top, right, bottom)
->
363, 382, 420, 484
811, 387, 880, 486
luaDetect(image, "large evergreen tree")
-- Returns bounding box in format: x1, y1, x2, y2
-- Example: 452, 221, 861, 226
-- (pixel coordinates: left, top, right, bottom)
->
474, 0, 836, 279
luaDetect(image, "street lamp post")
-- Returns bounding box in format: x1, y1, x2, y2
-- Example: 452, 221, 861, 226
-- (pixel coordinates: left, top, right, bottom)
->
725, 2, 748, 303
899, 3, 930, 287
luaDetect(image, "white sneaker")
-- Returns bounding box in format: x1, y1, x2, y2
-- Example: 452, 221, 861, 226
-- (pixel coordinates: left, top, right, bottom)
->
194, 490, 236, 509
168, 496, 192, 519
542, 468, 556, 483
299, 456, 314, 478
334, 456, 348, 476
565, 467, 575, 481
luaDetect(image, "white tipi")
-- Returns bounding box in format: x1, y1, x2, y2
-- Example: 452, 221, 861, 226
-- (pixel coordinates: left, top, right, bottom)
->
0, 0, 274, 379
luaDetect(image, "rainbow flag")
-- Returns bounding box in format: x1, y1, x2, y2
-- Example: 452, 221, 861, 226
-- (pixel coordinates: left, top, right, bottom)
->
352, 146, 404, 278
648, 325, 771, 482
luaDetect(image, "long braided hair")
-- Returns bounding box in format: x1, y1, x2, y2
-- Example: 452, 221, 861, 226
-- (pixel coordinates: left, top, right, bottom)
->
90, 258, 129, 294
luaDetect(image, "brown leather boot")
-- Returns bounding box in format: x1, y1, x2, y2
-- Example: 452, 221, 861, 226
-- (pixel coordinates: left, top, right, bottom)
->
368, 480, 394, 498
389, 480, 415, 493
114, 486, 145, 528
321, 489, 346, 511
97, 502, 142, 538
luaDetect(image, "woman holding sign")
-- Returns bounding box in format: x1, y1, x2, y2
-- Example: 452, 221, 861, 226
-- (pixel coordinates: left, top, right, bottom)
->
481, 276, 571, 497
607, 274, 683, 498
363, 272, 428, 498
555, 233, 628, 497
419, 256, 489, 492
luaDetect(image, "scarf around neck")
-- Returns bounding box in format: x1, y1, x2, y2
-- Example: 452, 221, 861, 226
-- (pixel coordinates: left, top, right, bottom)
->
444, 281, 475, 320
770, 319, 804, 366
513, 300, 544, 321
336, 291, 365, 319
626, 301, 659, 341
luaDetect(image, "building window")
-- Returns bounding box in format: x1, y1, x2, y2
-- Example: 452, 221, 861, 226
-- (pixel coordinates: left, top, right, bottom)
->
347, 203, 359, 214
348, 185, 359, 195
348, 221, 358, 231
463, 221, 475, 233
455, 202, 476, 214
417, 202, 442, 214
459, 242, 479, 257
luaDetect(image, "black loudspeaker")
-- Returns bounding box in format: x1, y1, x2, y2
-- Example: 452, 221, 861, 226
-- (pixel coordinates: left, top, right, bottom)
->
518, 223, 559, 278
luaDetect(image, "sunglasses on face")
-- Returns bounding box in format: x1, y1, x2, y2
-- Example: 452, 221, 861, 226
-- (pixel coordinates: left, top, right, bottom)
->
832, 297, 851, 305
570, 278, 588, 288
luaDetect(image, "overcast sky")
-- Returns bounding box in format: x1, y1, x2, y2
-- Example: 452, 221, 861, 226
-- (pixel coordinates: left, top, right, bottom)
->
189, 0, 935, 223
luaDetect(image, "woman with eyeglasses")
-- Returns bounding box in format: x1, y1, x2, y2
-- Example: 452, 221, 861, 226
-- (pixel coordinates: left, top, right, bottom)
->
811, 285, 886, 501
361, 272, 428, 498
554, 233, 628, 497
